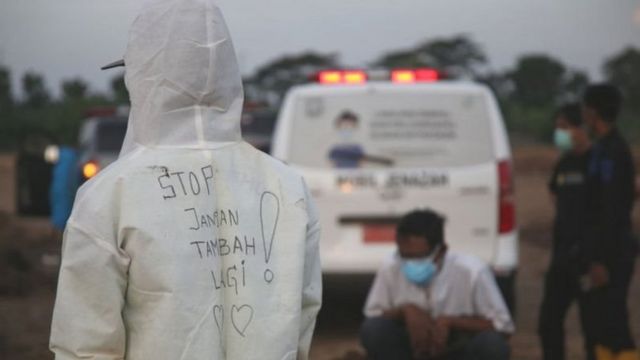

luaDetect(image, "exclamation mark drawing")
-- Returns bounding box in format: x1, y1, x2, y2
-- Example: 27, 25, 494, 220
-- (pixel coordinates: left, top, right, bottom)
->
260, 191, 280, 283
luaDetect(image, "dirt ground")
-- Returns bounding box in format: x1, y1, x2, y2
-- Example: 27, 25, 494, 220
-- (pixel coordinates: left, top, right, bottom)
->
1, 148, 639, 360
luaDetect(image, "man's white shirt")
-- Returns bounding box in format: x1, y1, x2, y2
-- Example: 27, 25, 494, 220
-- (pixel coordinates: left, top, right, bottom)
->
364, 251, 515, 334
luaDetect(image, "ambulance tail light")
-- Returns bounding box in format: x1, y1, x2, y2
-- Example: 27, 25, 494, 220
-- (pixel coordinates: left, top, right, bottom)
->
498, 160, 516, 234
82, 160, 101, 180
391, 68, 439, 83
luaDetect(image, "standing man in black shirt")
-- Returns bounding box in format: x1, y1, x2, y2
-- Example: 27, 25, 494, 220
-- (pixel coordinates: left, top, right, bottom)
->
539, 103, 595, 360
582, 84, 638, 360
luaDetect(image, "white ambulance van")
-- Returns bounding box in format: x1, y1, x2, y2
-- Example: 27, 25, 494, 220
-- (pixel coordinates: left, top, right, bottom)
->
271, 69, 518, 305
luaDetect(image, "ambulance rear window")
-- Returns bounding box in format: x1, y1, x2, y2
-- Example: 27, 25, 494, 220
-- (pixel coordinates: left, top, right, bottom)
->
288, 91, 495, 168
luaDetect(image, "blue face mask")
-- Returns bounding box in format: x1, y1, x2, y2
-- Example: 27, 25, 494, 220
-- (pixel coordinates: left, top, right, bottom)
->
401, 249, 439, 287
553, 129, 573, 152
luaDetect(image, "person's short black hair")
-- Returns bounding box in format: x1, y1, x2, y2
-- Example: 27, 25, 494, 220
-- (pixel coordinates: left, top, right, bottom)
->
396, 209, 446, 248
582, 84, 622, 123
335, 111, 358, 126
555, 103, 582, 127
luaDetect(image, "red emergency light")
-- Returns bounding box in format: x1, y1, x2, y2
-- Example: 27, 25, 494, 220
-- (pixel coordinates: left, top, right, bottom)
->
316, 68, 440, 85
318, 70, 367, 85
391, 68, 439, 83
343, 70, 367, 84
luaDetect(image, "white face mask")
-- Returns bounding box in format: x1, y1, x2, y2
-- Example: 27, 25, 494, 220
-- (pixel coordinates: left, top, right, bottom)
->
338, 128, 355, 141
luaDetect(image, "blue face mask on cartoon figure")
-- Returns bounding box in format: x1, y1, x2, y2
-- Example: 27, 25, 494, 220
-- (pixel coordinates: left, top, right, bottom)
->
401, 248, 439, 286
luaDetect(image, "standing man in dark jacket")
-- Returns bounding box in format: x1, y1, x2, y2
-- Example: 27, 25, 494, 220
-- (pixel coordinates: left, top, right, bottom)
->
581, 84, 638, 360
538, 103, 594, 360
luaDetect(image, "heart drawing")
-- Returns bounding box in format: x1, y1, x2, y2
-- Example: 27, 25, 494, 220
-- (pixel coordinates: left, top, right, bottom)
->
231, 304, 254, 337
213, 305, 224, 335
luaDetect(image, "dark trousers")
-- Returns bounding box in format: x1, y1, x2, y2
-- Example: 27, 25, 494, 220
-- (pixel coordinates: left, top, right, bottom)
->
360, 317, 510, 360
583, 257, 636, 353
538, 262, 595, 360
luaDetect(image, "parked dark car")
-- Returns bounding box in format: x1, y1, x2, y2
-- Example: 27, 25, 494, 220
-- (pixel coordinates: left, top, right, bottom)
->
16, 133, 55, 216
77, 116, 127, 182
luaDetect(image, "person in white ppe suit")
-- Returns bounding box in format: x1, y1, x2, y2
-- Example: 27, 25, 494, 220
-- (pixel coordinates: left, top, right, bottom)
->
49, 0, 322, 359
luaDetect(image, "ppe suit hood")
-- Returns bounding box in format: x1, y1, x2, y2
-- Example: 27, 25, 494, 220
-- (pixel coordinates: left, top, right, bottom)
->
50, 2, 322, 359
120, 0, 244, 156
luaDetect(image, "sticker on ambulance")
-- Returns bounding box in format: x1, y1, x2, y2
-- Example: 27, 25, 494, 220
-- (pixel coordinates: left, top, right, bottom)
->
336, 171, 449, 190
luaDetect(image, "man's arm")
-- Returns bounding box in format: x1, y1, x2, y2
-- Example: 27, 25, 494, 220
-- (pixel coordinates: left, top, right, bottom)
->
436, 316, 494, 333
381, 307, 404, 321
548, 160, 560, 204
363, 264, 393, 319
430, 315, 495, 357
428, 266, 509, 357
470, 267, 515, 335
50, 222, 130, 359
589, 142, 635, 285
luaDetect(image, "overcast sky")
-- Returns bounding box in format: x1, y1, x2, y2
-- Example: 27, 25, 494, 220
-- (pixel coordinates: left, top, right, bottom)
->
1, 0, 639, 97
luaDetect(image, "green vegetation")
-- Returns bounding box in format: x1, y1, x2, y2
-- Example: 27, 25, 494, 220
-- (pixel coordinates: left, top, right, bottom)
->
0, 71, 126, 150
1, 38, 638, 150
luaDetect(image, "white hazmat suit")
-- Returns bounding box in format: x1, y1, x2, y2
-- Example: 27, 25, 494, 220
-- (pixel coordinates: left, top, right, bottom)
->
49, 0, 322, 359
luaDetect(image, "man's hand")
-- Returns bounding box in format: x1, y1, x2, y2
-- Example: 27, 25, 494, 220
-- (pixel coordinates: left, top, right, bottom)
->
401, 304, 433, 359
429, 317, 451, 357
589, 263, 609, 288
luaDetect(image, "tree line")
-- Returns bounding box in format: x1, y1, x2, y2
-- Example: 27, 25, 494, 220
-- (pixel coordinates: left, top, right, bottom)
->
0, 72, 129, 150
1, 34, 638, 150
